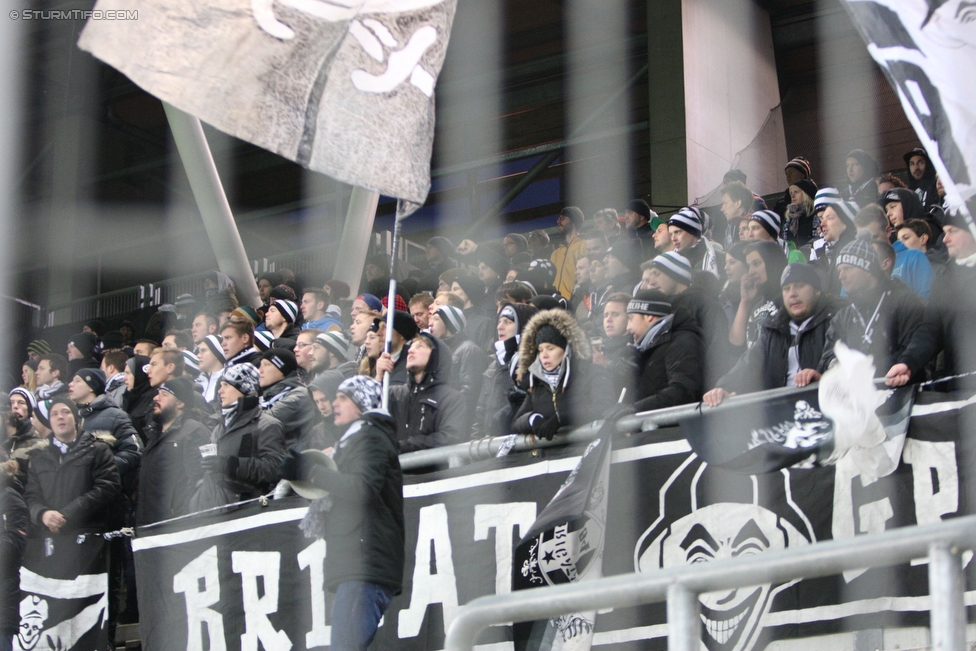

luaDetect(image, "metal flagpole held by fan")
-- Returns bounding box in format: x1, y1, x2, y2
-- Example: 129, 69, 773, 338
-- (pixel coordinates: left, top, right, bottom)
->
381, 204, 408, 411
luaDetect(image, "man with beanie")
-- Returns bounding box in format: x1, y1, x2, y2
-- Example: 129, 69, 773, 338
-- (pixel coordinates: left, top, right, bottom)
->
624, 199, 658, 261
24, 397, 120, 536
66, 332, 100, 376
820, 232, 924, 373
887, 208, 976, 388
643, 252, 731, 385
4, 388, 41, 480
26, 339, 51, 362
809, 187, 858, 296
669, 207, 722, 278
624, 289, 704, 412
265, 299, 302, 340
428, 305, 488, 422
748, 210, 806, 263
197, 334, 227, 404
138, 377, 209, 526
311, 331, 359, 379
705, 264, 834, 405
844, 149, 880, 208
417, 236, 457, 293
774, 156, 813, 220
550, 206, 587, 300
903, 147, 940, 209
880, 187, 926, 232
281, 374, 404, 651
477, 251, 508, 313
380, 332, 466, 451
190, 363, 286, 510
258, 348, 316, 449
604, 240, 642, 295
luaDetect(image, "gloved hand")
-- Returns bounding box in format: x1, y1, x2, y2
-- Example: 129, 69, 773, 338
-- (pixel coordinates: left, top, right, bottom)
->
280, 449, 317, 482
530, 413, 561, 441
507, 386, 527, 408
202, 455, 238, 478
603, 402, 635, 423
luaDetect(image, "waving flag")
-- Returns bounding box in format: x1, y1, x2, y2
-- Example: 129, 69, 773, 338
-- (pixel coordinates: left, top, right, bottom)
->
77, 0, 457, 215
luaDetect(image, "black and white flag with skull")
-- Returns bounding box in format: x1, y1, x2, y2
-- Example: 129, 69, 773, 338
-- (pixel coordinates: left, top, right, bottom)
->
77, 0, 457, 216
15, 536, 109, 651
512, 428, 612, 651
842, 0, 976, 225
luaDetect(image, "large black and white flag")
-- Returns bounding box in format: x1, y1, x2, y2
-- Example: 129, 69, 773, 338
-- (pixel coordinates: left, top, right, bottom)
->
511, 428, 612, 651
843, 0, 976, 217
77, 0, 457, 215
15, 536, 110, 651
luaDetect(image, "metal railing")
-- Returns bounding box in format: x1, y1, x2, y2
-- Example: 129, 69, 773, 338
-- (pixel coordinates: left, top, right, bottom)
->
445, 514, 976, 651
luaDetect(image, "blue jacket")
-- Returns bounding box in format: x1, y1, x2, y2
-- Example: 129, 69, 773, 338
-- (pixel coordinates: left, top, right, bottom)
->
302, 315, 342, 331
892, 240, 934, 300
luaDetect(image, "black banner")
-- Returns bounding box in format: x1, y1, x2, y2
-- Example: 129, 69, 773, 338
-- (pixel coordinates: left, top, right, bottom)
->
15, 535, 110, 651
132, 390, 976, 651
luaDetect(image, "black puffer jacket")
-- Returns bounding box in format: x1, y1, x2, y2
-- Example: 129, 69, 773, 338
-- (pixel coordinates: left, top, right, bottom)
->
0, 471, 28, 637
24, 433, 121, 534
260, 374, 316, 448
443, 333, 488, 422
671, 285, 731, 385
898, 261, 976, 383
191, 397, 286, 510
819, 279, 924, 374
78, 394, 142, 481
136, 414, 210, 526
389, 334, 467, 452
302, 411, 404, 592
717, 300, 833, 394
628, 308, 704, 412
512, 309, 616, 433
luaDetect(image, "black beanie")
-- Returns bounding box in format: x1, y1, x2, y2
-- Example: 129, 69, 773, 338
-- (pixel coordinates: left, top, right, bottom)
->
261, 348, 298, 377
158, 376, 198, 408
69, 332, 97, 359
74, 368, 106, 396
392, 310, 420, 341
534, 324, 568, 350
628, 199, 652, 221
49, 396, 80, 425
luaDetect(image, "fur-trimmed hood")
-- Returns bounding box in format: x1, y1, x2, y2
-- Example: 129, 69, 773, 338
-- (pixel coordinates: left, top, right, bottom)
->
517, 309, 591, 380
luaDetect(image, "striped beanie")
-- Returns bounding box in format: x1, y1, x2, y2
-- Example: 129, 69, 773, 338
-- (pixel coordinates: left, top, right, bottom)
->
668, 208, 703, 238
35, 399, 53, 429
27, 340, 51, 356
837, 231, 884, 278
9, 387, 36, 417
627, 289, 673, 317
651, 251, 694, 285
813, 187, 857, 227
182, 350, 200, 375
316, 331, 353, 362
270, 300, 299, 324
687, 205, 710, 234
202, 335, 227, 364
785, 156, 812, 178
435, 305, 467, 336
750, 210, 783, 240
253, 330, 275, 351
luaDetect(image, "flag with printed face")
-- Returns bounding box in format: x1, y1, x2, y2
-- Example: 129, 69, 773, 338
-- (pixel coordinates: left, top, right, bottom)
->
15, 536, 109, 651
842, 0, 976, 222
77, 0, 457, 216
511, 431, 612, 651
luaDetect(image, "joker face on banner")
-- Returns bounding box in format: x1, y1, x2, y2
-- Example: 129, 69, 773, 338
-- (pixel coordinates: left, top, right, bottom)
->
634, 456, 814, 651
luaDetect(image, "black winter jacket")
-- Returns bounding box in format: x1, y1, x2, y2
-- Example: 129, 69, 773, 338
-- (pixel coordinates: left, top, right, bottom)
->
717, 300, 833, 393
0, 472, 28, 636
628, 309, 704, 412
389, 335, 468, 452
78, 394, 142, 481
819, 279, 924, 374
303, 411, 405, 593
3, 421, 42, 481
672, 287, 731, 385
24, 433, 121, 534
136, 414, 210, 526
260, 374, 317, 448
191, 397, 286, 510
444, 334, 488, 422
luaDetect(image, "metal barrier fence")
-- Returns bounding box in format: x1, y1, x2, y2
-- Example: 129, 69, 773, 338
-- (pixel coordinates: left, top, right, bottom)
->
445, 515, 975, 651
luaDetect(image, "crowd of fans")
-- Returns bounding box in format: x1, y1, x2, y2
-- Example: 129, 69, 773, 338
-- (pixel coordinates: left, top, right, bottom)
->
1, 144, 975, 648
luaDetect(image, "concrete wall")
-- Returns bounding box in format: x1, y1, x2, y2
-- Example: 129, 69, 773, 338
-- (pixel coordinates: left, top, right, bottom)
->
680, 0, 788, 203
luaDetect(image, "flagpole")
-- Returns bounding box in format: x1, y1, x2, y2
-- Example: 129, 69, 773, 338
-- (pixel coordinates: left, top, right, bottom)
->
381, 208, 406, 411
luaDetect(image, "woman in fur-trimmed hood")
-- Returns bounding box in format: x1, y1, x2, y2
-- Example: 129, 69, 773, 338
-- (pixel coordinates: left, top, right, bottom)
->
511, 309, 615, 439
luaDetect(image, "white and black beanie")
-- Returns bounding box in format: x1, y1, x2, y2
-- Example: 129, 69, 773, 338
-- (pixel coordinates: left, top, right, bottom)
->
750, 209, 783, 240
182, 350, 200, 374
202, 334, 227, 364
837, 231, 884, 278
668, 208, 703, 238
9, 387, 36, 417
221, 363, 260, 397
316, 331, 353, 362
271, 299, 299, 324
627, 289, 673, 317
253, 330, 275, 351
813, 187, 857, 227
651, 251, 694, 285
338, 375, 383, 413
435, 305, 467, 336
